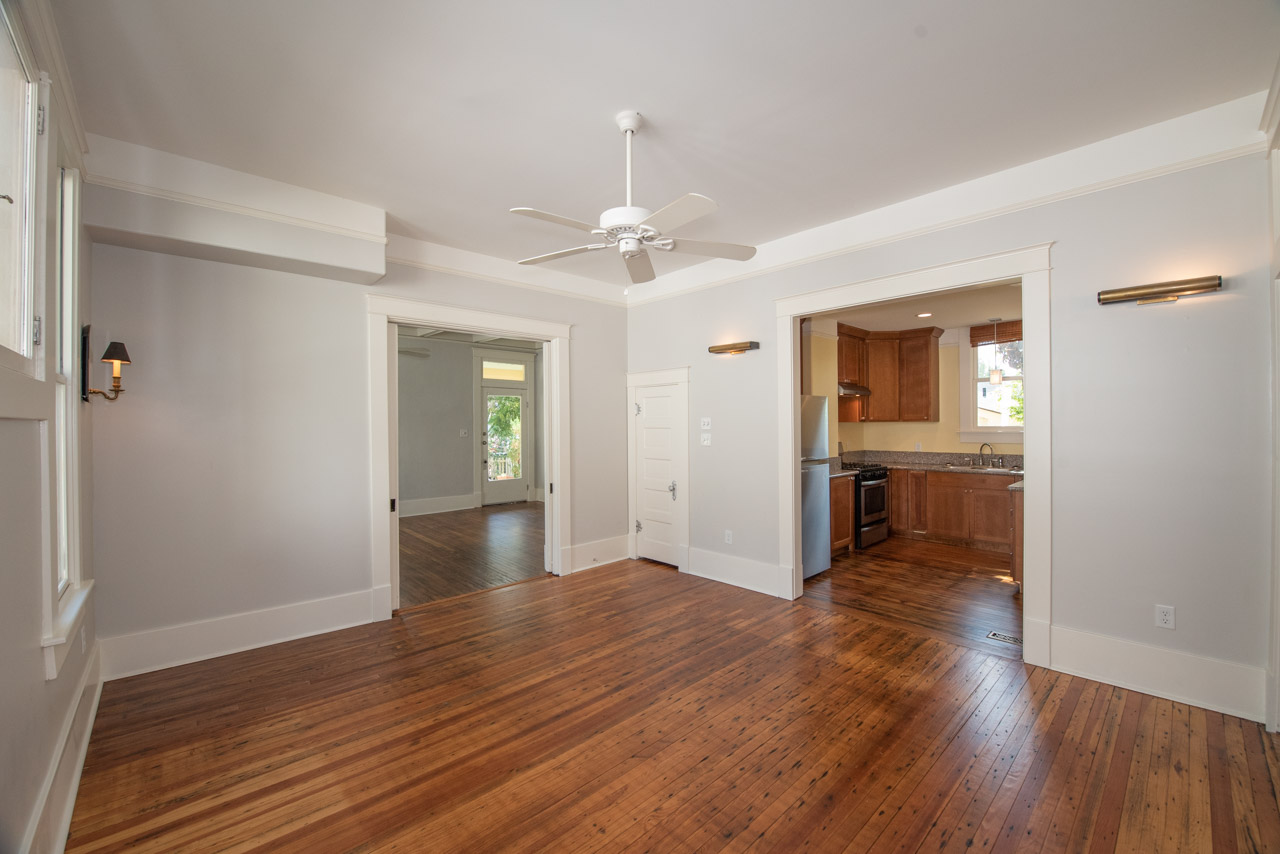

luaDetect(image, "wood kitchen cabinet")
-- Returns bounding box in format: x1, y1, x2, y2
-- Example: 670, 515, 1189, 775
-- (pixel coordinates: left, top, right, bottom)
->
921, 471, 1016, 552
889, 468, 929, 536
830, 474, 853, 554
897, 328, 942, 421
837, 332, 866, 385
1011, 488, 1024, 591
865, 338, 900, 422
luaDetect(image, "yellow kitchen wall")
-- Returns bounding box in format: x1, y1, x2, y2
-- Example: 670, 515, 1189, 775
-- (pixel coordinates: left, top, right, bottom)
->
838, 342, 1022, 454
811, 333, 840, 456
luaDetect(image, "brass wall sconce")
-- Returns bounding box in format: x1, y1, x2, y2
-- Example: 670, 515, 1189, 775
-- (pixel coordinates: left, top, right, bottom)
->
82, 326, 131, 401
1097, 275, 1222, 306
708, 341, 759, 355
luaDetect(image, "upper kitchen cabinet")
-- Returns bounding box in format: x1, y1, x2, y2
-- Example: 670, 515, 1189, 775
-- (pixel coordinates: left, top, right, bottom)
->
897, 327, 942, 421
838, 325, 941, 423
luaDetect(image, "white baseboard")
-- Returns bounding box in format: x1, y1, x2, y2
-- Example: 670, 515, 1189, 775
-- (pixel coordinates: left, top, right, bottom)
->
686, 547, 790, 599
22, 645, 101, 854
369, 584, 392, 621
99, 588, 384, 680
567, 535, 629, 574
399, 493, 479, 517
1050, 625, 1266, 723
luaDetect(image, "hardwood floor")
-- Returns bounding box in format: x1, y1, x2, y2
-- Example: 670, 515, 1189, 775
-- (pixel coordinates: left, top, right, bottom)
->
67, 560, 1280, 853
806, 536, 1023, 660
398, 501, 545, 608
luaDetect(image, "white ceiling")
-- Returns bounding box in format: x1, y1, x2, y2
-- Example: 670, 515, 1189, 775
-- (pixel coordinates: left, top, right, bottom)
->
51, 0, 1280, 287
822, 281, 1022, 332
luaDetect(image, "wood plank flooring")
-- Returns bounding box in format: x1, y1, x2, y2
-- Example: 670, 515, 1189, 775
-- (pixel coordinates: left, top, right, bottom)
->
806, 537, 1022, 659
398, 501, 544, 608
67, 558, 1280, 852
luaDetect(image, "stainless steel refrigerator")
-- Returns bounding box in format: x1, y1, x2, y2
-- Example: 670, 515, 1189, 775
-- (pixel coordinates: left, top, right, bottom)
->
800, 395, 831, 579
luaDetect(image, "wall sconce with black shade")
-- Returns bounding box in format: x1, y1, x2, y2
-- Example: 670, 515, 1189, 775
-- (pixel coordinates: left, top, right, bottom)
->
1097, 275, 1222, 306
708, 341, 759, 355
82, 325, 131, 401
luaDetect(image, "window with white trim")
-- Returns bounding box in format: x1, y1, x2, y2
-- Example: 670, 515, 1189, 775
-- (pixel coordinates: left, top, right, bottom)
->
958, 321, 1024, 444
0, 7, 36, 364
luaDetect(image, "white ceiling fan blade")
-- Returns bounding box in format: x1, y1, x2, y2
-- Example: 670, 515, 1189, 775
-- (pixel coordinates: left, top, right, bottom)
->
638, 193, 718, 235
623, 250, 655, 284
510, 207, 600, 233
667, 237, 757, 262
518, 244, 608, 265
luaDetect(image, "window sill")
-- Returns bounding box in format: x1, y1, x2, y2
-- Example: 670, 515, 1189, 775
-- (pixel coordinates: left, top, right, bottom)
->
959, 430, 1024, 445
42, 579, 93, 680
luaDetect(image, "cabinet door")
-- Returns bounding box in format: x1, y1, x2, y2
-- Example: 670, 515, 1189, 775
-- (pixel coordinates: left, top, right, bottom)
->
830, 476, 852, 553
970, 487, 1013, 549
865, 338, 899, 421
908, 470, 928, 534
837, 395, 864, 423
925, 481, 969, 541
898, 334, 939, 421
889, 469, 908, 535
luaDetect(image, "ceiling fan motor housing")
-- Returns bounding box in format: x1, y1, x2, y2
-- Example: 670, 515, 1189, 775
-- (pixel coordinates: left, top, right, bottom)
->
599, 205, 652, 235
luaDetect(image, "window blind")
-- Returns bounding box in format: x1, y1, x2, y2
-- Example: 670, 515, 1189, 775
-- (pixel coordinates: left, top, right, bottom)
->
969, 320, 1022, 347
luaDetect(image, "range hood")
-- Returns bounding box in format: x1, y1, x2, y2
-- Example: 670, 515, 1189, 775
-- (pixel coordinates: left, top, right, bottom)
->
838, 382, 871, 397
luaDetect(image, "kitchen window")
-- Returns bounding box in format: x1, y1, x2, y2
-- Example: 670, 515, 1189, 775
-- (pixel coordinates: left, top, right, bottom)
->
959, 321, 1024, 444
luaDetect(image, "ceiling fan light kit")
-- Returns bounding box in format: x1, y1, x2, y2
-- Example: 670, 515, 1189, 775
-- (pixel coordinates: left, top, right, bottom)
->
511, 110, 757, 287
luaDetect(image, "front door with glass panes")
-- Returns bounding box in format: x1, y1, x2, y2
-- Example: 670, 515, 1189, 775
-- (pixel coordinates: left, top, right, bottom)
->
476, 351, 536, 505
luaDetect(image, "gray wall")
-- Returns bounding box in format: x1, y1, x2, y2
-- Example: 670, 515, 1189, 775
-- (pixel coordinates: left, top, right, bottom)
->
628, 154, 1273, 669
397, 339, 475, 502
90, 245, 627, 640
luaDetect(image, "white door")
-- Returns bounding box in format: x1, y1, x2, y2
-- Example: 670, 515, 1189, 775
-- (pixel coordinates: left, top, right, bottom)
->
633, 383, 689, 567
480, 385, 531, 505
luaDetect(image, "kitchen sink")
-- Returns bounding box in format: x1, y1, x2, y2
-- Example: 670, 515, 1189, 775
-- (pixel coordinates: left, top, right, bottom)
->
946, 464, 1023, 475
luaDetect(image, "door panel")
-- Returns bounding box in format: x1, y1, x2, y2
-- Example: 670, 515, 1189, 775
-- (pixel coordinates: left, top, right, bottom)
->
481, 387, 530, 505
634, 383, 688, 567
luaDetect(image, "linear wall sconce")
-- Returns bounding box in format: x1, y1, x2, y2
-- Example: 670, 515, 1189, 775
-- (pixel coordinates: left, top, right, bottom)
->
1097, 275, 1222, 306
82, 325, 131, 401
708, 341, 759, 355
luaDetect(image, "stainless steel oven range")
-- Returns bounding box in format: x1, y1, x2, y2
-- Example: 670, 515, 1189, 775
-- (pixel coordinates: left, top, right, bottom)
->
854, 464, 889, 549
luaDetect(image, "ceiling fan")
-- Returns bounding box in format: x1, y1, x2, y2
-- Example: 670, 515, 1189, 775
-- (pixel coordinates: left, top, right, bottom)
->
511, 111, 757, 289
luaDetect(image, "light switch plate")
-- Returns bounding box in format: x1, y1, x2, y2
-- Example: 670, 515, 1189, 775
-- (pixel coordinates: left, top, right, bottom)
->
700, 417, 712, 430
701, 433, 712, 446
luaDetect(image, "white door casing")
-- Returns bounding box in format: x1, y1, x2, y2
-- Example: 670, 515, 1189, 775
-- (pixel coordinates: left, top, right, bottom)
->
367, 295, 573, 614
627, 369, 689, 569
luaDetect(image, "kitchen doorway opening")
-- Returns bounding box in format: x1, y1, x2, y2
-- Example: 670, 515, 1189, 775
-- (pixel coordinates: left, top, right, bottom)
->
799, 281, 1026, 660
775, 245, 1052, 668
395, 327, 547, 609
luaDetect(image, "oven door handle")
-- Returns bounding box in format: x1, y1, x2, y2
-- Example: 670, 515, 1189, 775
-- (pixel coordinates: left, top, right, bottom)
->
859, 478, 888, 487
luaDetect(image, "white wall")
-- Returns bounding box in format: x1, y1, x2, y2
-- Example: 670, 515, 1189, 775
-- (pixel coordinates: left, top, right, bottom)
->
629, 154, 1273, 673
397, 339, 475, 502
90, 245, 627, 663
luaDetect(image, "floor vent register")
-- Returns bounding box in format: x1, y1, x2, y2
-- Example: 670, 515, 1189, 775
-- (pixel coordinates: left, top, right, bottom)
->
986, 631, 1023, 646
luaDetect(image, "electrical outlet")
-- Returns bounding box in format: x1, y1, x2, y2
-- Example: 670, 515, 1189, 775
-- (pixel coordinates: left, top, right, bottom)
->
700, 417, 712, 430
459, 428, 467, 437
1155, 604, 1175, 629
914, 442, 922, 451
724, 529, 733, 544
701, 433, 712, 446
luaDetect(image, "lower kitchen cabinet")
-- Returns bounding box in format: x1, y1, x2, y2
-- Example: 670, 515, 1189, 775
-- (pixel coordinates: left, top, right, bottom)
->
924, 471, 1016, 551
889, 469, 930, 536
830, 474, 854, 554
1011, 488, 1024, 590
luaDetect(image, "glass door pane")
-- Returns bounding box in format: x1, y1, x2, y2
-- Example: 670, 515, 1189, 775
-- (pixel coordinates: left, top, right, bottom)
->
486, 393, 522, 482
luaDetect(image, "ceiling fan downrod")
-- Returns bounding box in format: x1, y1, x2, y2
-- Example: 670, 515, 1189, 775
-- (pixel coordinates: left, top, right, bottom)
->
616, 110, 642, 208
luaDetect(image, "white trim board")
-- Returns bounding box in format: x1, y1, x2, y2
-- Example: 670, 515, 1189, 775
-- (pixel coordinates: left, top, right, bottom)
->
20, 646, 101, 854
399, 494, 480, 517
568, 535, 630, 574
1052, 626, 1266, 723
685, 548, 790, 600
98, 587, 384, 680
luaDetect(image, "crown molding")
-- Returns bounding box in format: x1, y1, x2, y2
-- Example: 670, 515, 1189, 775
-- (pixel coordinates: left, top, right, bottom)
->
626, 92, 1269, 307
386, 234, 626, 307
82, 172, 388, 245
1262, 54, 1280, 151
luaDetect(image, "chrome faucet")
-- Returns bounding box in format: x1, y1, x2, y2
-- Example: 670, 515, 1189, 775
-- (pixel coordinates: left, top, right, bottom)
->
978, 443, 994, 467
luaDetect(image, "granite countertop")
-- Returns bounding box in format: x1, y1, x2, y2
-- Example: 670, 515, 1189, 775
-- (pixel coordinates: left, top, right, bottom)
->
883, 463, 1023, 475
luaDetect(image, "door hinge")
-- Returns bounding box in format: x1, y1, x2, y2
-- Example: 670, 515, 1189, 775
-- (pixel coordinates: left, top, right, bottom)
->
635, 519, 643, 533
36, 105, 46, 136
32, 315, 41, 346
390, 498, 396, 512
635, 403, 641, 415
549, 483, 554, 494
